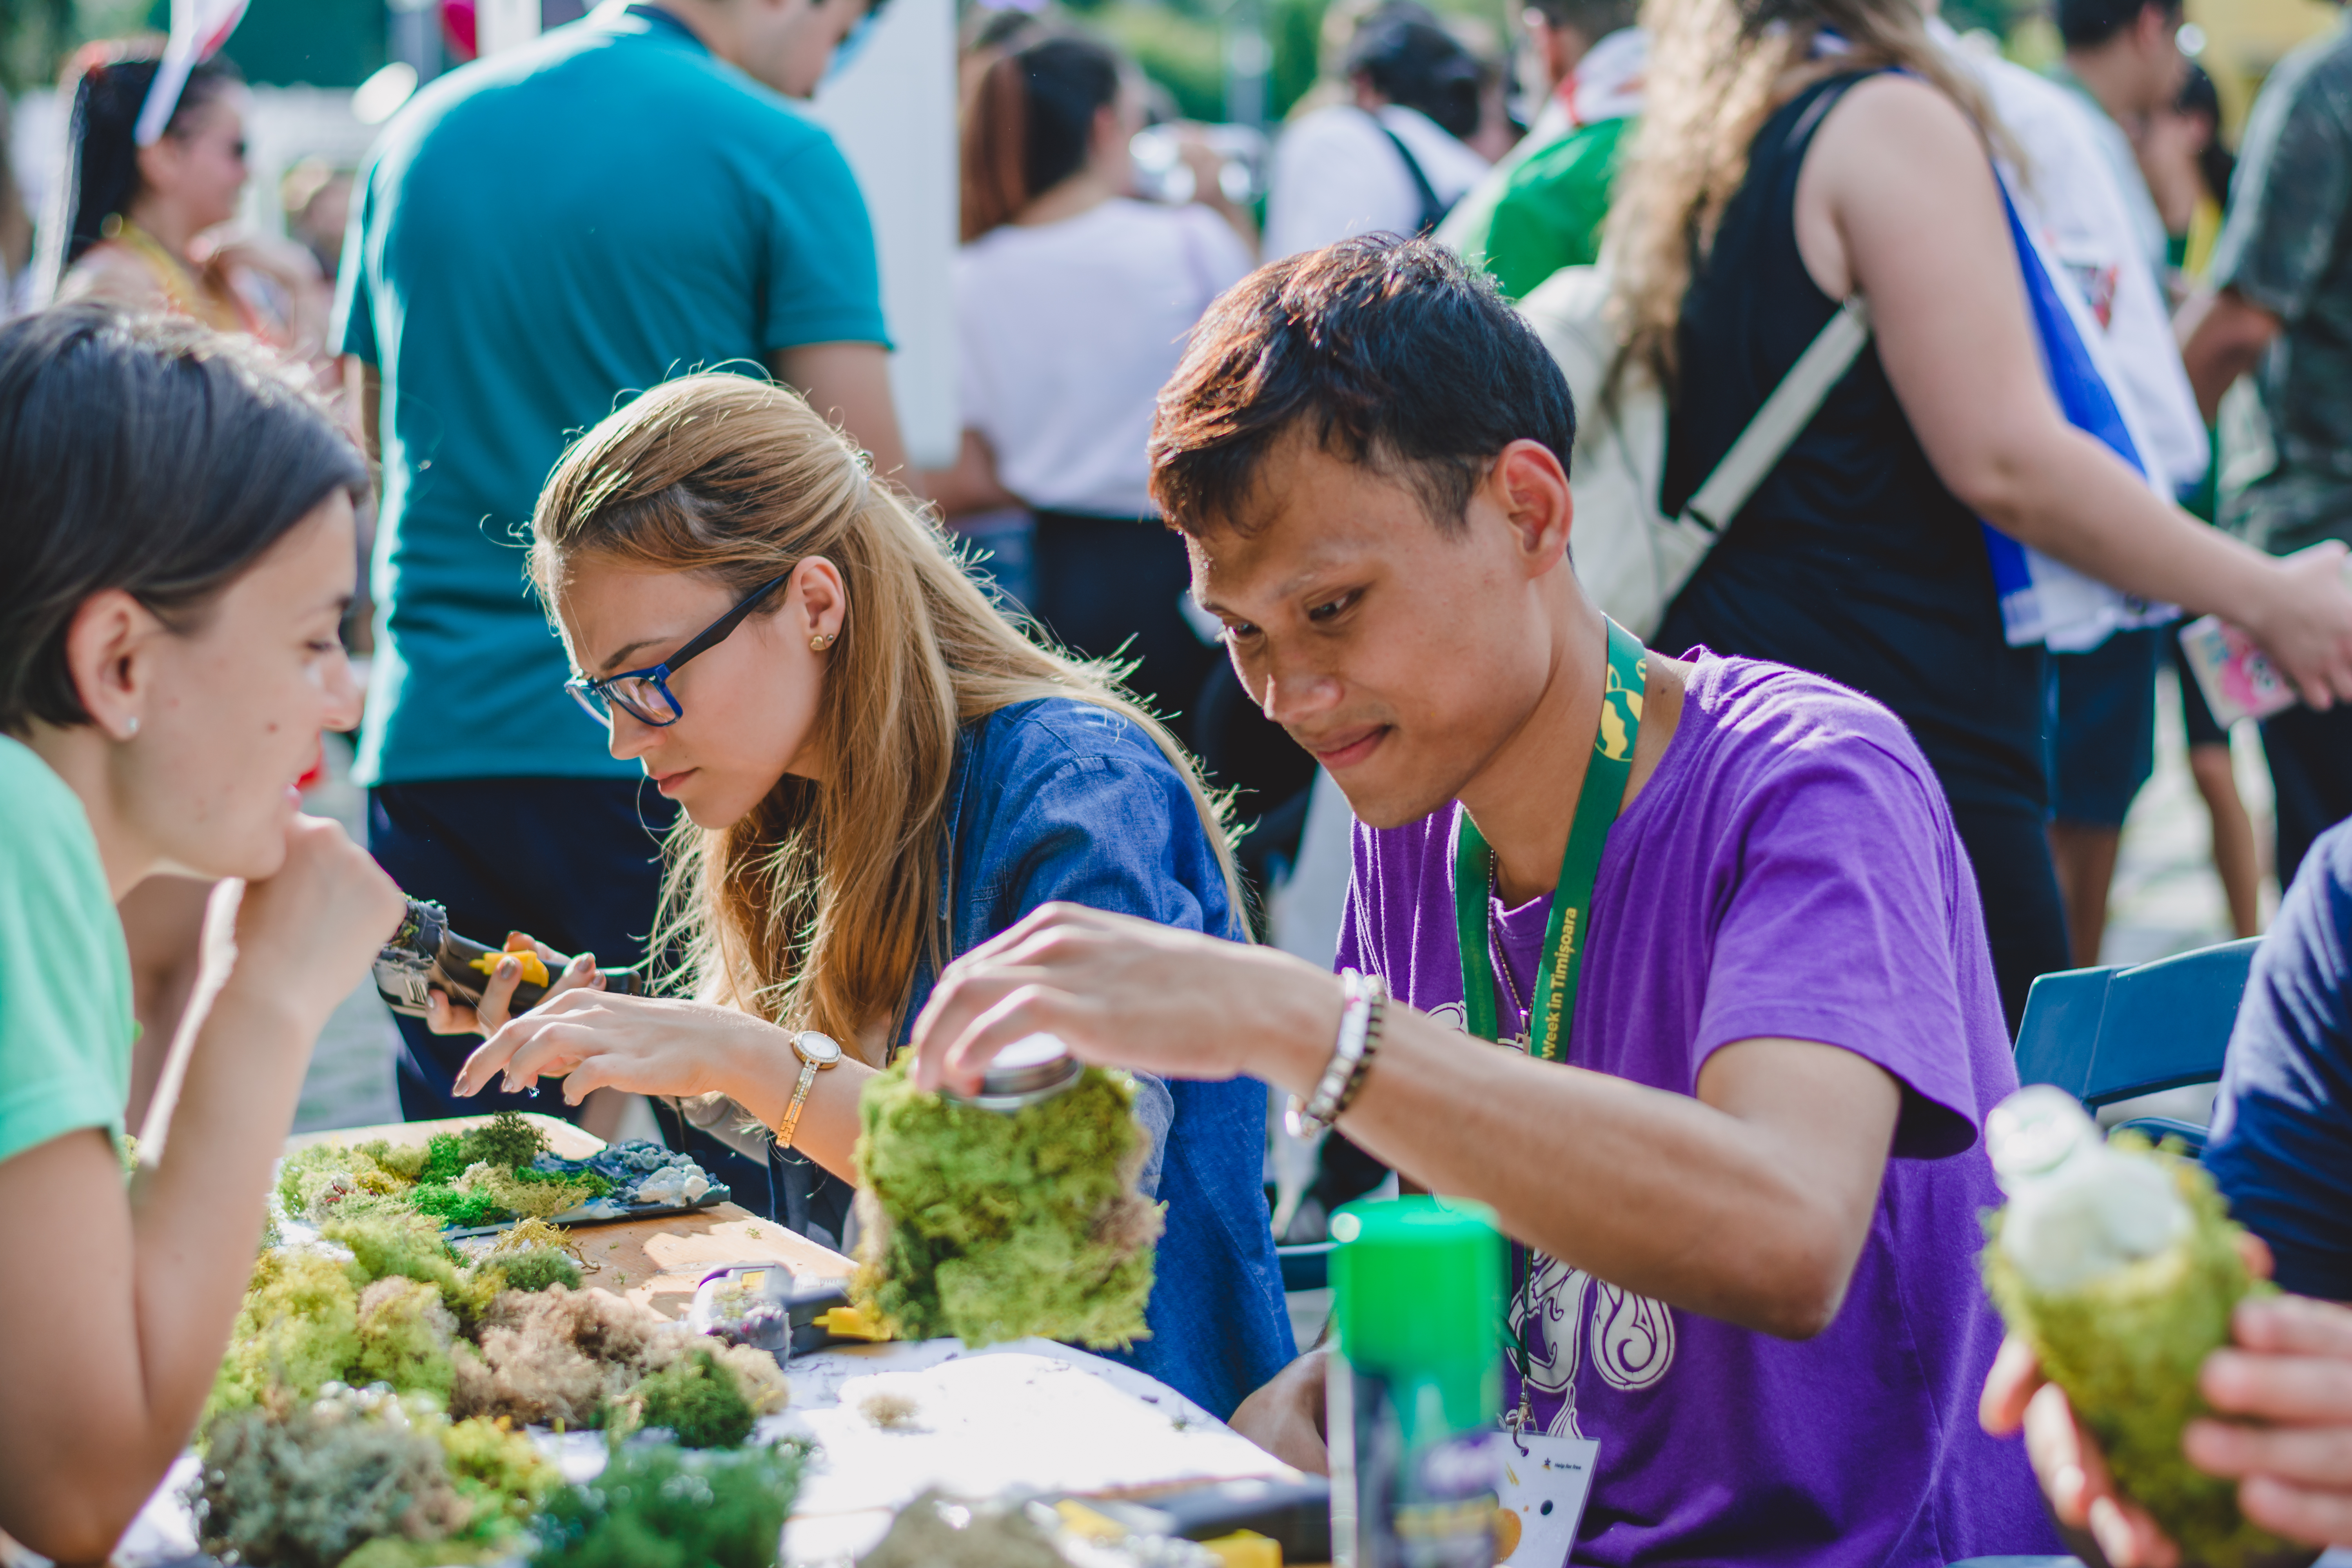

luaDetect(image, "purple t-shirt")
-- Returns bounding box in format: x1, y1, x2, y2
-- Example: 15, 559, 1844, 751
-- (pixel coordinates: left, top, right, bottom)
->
1336, 654, 2058, 1568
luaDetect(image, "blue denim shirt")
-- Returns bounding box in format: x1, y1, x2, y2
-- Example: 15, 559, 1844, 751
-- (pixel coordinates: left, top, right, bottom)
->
775, 697, 1296, 1418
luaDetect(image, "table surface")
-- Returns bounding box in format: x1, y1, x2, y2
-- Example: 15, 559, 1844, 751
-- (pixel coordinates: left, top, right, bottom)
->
291, 1113, 858, 1315
112, 1115, 1309, 1568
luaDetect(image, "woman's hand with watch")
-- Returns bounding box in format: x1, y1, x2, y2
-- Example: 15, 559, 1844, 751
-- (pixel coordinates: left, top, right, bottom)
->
453, 992, 874, 1176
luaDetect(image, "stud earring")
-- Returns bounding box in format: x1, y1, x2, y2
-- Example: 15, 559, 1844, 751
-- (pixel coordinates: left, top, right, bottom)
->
122, 716, 140, 739
811, 632, 836, 652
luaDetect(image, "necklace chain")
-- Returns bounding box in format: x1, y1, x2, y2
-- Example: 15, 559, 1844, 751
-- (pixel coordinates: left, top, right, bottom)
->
1485, 851, 1531, 1041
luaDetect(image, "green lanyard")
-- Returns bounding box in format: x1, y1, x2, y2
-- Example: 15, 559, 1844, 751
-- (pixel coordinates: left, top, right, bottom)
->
1452, 619, 1647, 1062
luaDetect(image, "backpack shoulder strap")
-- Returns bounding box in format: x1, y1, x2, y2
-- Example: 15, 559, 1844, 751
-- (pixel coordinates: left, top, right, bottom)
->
1681, 296, 1871, 532
1373, 113, 1452, 236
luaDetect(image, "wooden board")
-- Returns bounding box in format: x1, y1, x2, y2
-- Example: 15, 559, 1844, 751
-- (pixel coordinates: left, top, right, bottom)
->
285, 1110, 606, 1160
283, 1116, 855, 1319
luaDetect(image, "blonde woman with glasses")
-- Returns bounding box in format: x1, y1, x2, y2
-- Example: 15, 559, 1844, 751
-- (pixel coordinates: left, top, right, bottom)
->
442, 371, 1294, 1419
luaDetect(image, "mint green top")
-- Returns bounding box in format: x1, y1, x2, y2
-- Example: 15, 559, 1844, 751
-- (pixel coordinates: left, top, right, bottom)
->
0, 737, 134, 1165
1445, 114, 1631, 301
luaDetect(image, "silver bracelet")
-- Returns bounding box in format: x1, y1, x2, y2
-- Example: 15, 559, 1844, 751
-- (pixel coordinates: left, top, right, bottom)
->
1286, 969, 1388, 1139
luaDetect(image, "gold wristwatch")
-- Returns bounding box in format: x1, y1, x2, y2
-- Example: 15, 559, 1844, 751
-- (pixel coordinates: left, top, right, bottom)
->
776, 1031, 842, 1151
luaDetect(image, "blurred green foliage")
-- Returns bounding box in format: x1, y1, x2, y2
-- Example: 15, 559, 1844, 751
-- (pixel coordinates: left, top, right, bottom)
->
987, 0, 2025, 127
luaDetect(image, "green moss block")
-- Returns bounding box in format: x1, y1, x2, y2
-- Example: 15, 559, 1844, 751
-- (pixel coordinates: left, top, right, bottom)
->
852, 1062, 1161, 1349
1984, 1142, 2302, 1568
526, 1441, 806, 1568
617, 1347, 758, 1450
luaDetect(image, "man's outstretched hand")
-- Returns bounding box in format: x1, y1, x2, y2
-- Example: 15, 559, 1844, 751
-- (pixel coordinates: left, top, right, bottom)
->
907, 902, 1343, 1096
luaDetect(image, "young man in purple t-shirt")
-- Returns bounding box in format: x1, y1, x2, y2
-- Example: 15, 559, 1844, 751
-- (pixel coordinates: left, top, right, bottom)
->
907, 236, 2057, 1565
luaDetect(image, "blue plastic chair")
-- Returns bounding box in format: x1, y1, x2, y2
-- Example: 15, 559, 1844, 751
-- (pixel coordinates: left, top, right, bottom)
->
1277, 1241, 1335, 1292
2011, 937, 2261, 1155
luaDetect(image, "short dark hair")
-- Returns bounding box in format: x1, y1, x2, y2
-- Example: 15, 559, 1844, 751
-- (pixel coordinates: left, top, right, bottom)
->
0, 306, 368, 732
1345, 7, 1482, 141
1149, 236, 1577, 536
1525, 0, 1638, 42
2055, 0, 2181, 51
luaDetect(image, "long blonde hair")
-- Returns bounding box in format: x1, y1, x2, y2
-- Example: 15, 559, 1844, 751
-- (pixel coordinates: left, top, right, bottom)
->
1605, 0, 2002, 387
532, 373, 1242, 1060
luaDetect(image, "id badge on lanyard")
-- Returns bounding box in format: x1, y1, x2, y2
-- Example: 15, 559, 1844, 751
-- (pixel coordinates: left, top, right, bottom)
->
1496, 1430, 1599, 1565
1453, 619, 1646, 1566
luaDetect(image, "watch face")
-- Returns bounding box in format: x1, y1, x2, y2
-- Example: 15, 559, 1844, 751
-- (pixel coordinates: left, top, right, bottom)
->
795, 1031, 843, 1066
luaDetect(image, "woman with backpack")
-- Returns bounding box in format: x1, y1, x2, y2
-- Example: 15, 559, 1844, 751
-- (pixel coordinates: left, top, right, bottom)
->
1609, 0, 2352, 1029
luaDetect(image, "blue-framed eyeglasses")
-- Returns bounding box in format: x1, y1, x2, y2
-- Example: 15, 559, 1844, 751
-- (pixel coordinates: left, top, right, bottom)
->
564, 573, 791, 729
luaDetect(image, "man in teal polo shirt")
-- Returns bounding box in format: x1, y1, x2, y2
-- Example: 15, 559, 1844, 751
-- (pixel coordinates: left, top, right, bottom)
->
1438, 0, 1642, 300
334, 0, 898, 1156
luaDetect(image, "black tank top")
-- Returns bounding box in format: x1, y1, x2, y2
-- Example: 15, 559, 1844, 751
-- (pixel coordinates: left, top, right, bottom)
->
1656, 73, 2046, 813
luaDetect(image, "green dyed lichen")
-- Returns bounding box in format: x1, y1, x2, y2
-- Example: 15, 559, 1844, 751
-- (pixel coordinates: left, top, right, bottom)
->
327, 1211, 465, 1294
527, 1439, 808, 1568
852, 1062, 1161, 1349
616, 1347, 758, 1449
857, 1490, 1072, 1568
210, 1251, 365, 1417
1984, 1137, 2299, 1568
354, 1277, 459, 1401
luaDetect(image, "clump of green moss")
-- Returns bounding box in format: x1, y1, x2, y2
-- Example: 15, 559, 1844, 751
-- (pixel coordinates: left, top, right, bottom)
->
488, 1247, 585, 1296
463, 1111, 551, 1170
191, 1392, 471, 1568
441, 1413, 561, 1535
852, 1061, 1161, 1349
191, 1386, 554, 1568
1984, 1135, 2298, 1568
460, 1161, 601, 1221
616, 1347, 758, 1449
527, 1439, 808, 1568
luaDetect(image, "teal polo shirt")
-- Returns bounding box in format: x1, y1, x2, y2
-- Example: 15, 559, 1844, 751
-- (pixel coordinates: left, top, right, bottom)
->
335, 3, 889, 785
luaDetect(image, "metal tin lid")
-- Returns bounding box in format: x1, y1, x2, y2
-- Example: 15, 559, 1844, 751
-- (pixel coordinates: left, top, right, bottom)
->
947, 1032, 1082, 1112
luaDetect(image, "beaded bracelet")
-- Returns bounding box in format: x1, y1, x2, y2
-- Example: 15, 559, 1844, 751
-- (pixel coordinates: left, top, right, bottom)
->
1285, 968, 1389, 1139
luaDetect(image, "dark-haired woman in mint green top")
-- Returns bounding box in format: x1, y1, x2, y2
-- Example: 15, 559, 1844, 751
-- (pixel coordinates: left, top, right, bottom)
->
0, 307, 404, 1560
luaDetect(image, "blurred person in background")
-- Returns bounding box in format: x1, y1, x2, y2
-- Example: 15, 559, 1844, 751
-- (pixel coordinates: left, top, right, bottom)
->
2138, 59, 2263, 940
280, 157, 354, 281
1618, 0, 2352, 1032
1439, 0, 1642, 299
0, 97, 33, 315
1263, 4, 1490, 257
2180, 0, 2352, 888
2054, 0, 2183, 282
2143, 61, 2231, 285
2028, 0, 2205, 966
49, 42, 338, 1129
923, 32, 1251, 751
335, 0, 898, 1214
47, 46, 327, 356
